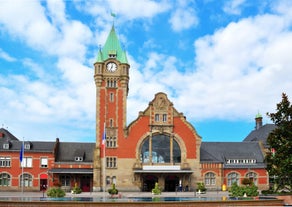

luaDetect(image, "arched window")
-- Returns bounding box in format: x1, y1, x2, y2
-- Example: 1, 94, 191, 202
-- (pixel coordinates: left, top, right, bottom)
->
106, 176, 111, 185
155, 114, 159, 122
205, 172, 216, 186
227, 172, 239, 186
140, 134, 181, 164
112, 176, 116, 184
20, 173, 33, 187
0, 173, 11, 186
246, 172, 257, 185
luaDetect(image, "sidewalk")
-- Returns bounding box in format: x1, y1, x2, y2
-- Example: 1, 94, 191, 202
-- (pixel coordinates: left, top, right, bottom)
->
0, 190, 229, 198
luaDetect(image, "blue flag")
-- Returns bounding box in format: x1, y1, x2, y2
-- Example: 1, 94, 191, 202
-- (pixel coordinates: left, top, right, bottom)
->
19, 143, 24, 162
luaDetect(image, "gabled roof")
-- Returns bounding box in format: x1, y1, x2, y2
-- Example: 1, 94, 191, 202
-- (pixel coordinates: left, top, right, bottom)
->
200, 142, 266, 168
243, 124, 276, 147
96, 25, 128, 64
0, 140, 55, 152
0, 128, 19, 141
56, 142, 95, 162
0, 128, 55, 152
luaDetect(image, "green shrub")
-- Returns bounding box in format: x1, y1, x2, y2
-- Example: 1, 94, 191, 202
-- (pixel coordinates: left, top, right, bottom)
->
152, 182, 161, 195
71, 183, 82, 194
245, 183, 259, 196
108, 183, 119, 195
229, 182, 244, 197
196, 182, 206, 192
229, 182, 259, 197
47, 187, 66, 197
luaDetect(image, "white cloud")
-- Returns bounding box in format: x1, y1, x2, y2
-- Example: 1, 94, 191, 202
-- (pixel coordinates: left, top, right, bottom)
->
0, 1, 95, 141
187, 12, 292, 120
223, 0, 246, 15
109, 0, 170, 19
46, 0, 67, 25
126, 2, 292, 123
168, 0, 198, 32
0, 48, 16, 62
169, 7, 198, 32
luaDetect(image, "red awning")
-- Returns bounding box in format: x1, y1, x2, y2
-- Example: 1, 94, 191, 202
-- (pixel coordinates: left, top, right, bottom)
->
40, 174, 48, 179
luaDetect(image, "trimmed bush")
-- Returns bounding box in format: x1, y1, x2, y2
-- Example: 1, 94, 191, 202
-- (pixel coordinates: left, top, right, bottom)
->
229, 182, 259, 197
108, 183, 119, 195
152, 182, 161, 195
47, 187, 66, 197
71, 183, 82, 194
196, 182, 206, 192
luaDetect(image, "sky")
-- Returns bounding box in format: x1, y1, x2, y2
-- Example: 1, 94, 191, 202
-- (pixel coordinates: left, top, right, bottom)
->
0, 0, 292, 143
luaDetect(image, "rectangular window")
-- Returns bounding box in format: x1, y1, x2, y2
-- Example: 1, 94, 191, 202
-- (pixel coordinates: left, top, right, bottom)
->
110, 92, 114, 102
0, 157, 11, 167
40, 158, 48, 168
21, 157, 32, 168
60, 175, 70, 186
106, 157, 117, 168
155, 114, 159, 121
106, 137, 117, 148
163, 114, 167, 122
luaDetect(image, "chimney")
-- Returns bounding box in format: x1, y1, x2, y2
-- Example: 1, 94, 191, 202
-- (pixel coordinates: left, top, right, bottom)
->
255, 112, 263, 130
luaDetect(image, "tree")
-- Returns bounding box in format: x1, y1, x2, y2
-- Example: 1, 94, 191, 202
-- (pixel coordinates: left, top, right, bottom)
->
266, 93, 292, 192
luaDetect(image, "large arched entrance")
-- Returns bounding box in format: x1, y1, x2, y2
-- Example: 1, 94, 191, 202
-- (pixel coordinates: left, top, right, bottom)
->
165, 175, 179, 192
142, 175, 158, 192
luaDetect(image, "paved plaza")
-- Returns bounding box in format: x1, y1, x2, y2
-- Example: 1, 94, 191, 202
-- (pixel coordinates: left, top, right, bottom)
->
0, 190, 229, 198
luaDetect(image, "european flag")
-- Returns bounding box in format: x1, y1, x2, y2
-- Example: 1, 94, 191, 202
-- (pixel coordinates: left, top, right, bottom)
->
19, 143, 24, 162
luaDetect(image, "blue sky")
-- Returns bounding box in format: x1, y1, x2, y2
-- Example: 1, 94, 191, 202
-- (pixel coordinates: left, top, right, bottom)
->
1, 0, 292, 142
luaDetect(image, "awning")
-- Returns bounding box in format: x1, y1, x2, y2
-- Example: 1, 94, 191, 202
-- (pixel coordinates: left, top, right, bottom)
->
133, 170, 193, 174
48, 168, 93, 174
40, 174, 48, 179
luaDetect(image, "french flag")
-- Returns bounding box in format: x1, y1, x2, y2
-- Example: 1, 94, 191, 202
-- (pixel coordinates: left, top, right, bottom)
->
101, 126, 106, 149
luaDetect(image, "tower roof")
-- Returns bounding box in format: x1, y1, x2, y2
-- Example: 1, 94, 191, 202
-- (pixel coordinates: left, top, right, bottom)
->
255, 112, 262, 119
96, 25, 128, 64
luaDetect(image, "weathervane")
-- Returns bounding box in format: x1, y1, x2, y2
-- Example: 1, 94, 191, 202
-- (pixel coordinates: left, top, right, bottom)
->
111, 12, 116, 25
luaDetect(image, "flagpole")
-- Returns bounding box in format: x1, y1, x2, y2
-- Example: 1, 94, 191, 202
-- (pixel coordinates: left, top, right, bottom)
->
103, 122, 106, 200
21, 138, 24, 196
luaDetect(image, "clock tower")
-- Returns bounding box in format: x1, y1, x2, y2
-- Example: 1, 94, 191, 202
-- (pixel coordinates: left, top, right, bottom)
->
93, 25, 130, 191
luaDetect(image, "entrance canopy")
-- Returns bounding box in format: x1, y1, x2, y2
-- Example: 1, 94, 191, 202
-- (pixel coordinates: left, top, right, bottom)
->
134, 169, 193, 173
134, 165, 193, 173
40, 174, 48, 179
48, 168, 93, 174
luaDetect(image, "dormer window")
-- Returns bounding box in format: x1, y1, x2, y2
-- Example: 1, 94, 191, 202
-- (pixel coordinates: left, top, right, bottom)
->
74, 149, 84, 162
75, 157, 83, 162
226, 159, 256, 164
3, 143, 9, 149
108, 50, 117, 58
24, 143, 31, 150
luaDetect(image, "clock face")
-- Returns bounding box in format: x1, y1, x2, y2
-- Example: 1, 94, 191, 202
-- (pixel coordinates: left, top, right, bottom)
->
106, 62, 117, 72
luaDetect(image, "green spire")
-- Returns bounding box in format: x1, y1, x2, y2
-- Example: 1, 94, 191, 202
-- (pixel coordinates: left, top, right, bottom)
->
96, 25, 128, 64
96, 48, 103, 62
255, 112, 262, 118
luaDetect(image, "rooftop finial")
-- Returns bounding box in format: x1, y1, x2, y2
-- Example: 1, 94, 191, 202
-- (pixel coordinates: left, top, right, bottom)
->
111, 12, 116, 25
255, 111, 263, 129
